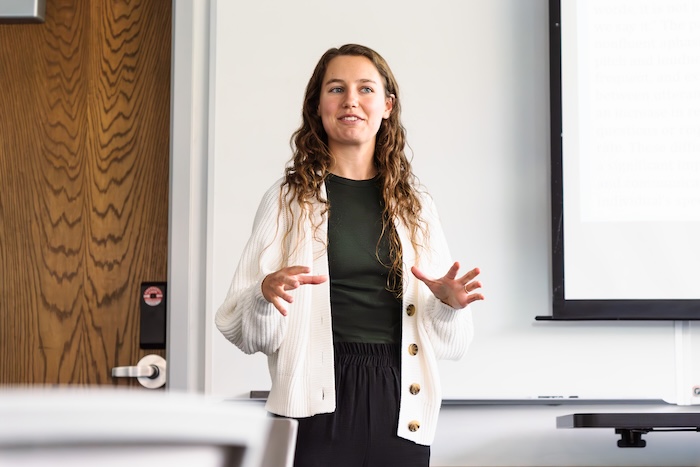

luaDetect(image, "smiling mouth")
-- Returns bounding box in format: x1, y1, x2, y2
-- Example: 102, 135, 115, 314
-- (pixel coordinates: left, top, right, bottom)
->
340, 116, 363, 122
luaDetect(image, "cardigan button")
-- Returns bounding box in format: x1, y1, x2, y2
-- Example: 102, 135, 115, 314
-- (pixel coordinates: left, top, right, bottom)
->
408, 420, 421, 432
406, 304, 416, 316
408, 343, 419, 356
409, 383, 421, 395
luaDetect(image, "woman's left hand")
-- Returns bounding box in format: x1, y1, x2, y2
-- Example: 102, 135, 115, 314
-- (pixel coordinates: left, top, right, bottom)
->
411, 262, 484, 309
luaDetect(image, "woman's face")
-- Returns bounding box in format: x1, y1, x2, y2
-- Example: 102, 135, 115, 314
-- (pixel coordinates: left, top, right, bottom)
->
318, 55, 393, 155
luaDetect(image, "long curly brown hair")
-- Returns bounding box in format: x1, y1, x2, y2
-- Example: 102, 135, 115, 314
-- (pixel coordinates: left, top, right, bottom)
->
280, 44, 427, 287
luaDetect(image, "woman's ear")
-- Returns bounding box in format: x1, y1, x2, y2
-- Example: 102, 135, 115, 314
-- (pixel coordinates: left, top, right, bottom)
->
384, 93, 395, 119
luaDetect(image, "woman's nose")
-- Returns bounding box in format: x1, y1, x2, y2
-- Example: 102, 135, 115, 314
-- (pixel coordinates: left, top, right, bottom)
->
343, 90, 358, 108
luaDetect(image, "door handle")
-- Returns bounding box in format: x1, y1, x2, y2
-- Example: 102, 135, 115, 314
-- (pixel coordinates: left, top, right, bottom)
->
112, 354, 166, 389
112, 365, 158, 378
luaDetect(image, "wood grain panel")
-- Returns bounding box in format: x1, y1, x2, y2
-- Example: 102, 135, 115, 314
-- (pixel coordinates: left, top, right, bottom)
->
0, 0, 171, 386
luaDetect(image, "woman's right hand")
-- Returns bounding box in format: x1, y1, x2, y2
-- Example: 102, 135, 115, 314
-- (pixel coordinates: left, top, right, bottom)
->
261, 266, 328, 316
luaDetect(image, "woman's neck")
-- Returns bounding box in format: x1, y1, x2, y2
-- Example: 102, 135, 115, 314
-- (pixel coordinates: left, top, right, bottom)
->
328, 145, 376, 180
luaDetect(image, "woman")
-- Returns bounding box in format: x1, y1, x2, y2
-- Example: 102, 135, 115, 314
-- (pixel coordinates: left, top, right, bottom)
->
216, 43, 484, 467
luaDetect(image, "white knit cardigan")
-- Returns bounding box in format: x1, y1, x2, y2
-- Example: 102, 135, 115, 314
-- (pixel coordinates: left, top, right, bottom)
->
215, 177, 474, 446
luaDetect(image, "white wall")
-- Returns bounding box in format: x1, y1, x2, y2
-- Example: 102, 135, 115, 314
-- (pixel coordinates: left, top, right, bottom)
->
433, 402, 700, 467
204, 0, 700, 465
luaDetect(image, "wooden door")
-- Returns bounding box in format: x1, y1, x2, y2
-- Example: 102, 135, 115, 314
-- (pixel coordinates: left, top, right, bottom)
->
0, 0, 171, 386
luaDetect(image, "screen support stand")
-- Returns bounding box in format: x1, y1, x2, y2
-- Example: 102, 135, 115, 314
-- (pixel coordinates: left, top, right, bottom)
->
615, 429, 647, 448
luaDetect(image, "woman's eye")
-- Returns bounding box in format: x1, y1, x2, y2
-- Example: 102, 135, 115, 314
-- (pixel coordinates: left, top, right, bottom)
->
329, 87, 343, 93
361, 86, 374, 93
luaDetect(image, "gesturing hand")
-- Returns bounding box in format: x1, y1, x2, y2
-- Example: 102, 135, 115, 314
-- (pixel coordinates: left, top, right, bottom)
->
411, 262, 484, 310
261, 266, 328, 316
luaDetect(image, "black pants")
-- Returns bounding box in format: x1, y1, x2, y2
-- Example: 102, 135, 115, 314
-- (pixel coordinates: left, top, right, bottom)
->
292, 342, 430, 467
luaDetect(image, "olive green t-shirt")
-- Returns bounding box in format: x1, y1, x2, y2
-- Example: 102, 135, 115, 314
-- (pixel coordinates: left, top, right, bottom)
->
326, 174, 401, 344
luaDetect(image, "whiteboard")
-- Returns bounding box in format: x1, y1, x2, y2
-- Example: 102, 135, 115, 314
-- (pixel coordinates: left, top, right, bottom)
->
208, 0, 678, 403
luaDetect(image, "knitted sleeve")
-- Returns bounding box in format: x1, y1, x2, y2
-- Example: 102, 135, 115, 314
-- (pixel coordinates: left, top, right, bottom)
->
416, 193, 475, 361
215, 180, 289, 355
